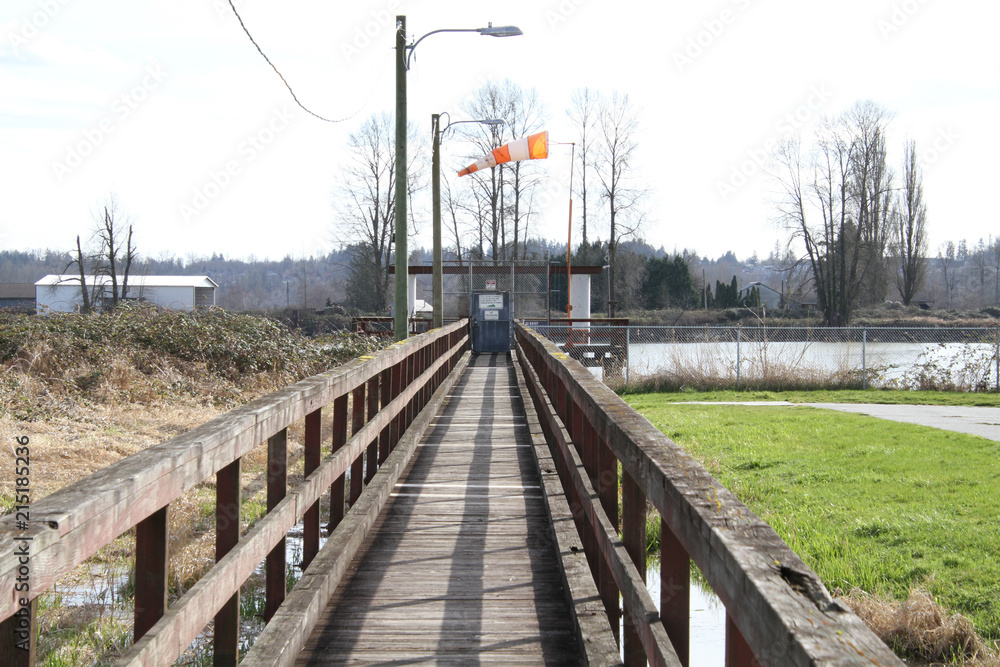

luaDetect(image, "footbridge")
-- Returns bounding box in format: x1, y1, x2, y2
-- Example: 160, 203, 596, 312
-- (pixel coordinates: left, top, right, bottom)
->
0, 320, 901, 665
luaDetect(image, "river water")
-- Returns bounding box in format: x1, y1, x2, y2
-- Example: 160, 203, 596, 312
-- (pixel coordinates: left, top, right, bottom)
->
620, 340, 999, 390
627, 566, 727, 664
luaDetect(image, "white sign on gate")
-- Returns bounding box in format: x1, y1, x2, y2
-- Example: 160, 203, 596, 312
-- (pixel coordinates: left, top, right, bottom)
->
484, 310, 499, 321
478, 293, 504, 310
485, 279, 497, 290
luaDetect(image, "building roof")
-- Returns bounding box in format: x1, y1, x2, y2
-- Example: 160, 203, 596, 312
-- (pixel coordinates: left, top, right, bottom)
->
0, 283, 36, 299
36, 275, 218, 288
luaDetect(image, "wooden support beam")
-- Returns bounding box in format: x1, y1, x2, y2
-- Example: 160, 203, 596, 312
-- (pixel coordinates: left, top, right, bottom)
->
328, 395, 348, 532
378, 367, 392, 464
597, 435, 620, 640
365, 376, 379, 482
134, 506, 169, 641
302, 409, 321, 570
726, 613, 755, 667
0, 597, 36, 666
214, 458, 241, 666
622, 468, 647, 667
264, 429, 286, 622
660, 518, 690, 667
350, 384, 365, 505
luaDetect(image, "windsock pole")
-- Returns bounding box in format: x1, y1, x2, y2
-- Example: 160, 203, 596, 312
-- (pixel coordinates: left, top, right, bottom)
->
565, 142, 575, 319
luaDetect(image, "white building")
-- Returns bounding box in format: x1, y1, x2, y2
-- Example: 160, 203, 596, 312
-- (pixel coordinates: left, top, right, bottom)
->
35, 275, 218, 314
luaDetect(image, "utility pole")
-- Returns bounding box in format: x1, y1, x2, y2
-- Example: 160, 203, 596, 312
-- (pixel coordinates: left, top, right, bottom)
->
394, 15, 408, 341
432, 113, 442, 329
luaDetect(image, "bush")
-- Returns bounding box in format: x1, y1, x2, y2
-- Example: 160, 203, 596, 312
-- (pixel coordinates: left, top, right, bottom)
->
0, 305, 385, 419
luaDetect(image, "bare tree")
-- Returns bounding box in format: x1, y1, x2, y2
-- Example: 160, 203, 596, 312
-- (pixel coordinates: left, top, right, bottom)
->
595, 91, 645, 316
333, 112, 425, 313
938, 242, 956, 308
94, 196, 137, 309
893, 139, 928, 305
773, 100, 894, 325
460, 80, 546, 262
63, 235, 93, 313
567, 87, 598, 246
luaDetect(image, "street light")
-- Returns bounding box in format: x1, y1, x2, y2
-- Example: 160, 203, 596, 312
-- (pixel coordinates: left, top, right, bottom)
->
394, 15, 522, 341
432, 114, 504, 329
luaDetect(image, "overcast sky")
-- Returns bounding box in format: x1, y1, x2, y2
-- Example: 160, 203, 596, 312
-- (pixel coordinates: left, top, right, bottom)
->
2, 0, 998, 264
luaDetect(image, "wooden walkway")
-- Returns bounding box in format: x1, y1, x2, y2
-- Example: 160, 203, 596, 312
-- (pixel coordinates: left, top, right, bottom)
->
296, 352, 584, 665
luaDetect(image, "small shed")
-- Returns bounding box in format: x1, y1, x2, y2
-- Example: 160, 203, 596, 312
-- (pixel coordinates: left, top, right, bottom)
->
0, 283, 37, 311
35, 275, 218, 314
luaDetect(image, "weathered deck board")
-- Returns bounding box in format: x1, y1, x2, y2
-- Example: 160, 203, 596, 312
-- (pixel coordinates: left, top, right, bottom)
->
296, 353, 583, 665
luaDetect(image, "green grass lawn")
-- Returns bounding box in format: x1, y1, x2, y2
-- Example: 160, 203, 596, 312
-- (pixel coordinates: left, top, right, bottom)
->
624, 394, 1000, 643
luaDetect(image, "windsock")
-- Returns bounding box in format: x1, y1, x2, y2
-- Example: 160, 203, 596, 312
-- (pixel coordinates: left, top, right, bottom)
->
458, 131, 548, 177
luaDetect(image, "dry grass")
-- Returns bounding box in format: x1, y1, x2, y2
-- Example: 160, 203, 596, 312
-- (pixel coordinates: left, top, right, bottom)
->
839, 586, 999, 665
0, 308, 383, 664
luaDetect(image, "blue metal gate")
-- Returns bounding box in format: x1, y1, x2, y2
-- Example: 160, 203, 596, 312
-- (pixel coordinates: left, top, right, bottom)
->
471, 291, 511, 352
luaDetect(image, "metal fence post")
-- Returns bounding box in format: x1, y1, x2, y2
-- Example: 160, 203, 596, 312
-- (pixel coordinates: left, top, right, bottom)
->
862, 327, 867, 390
625, 326, 630, 387
736, 326, 741, 389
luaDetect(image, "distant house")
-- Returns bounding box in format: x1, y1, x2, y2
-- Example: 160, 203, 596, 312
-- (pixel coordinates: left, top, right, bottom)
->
35, 275, 218, 314
0, 283, 37, 311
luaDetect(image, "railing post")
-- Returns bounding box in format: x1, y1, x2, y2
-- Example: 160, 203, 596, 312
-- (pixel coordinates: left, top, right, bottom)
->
660, 518, 690, 667
379, 366, 392, 463
303, 409, 321, 569
350, 384, 365, 505
366, 375, 379, 482
725, 613, 755, 666
596, 435, 620, 641
0, 597, 36, 666
328, 395, 348, 532
134, 505, 169, 641
214, 458, 241, 665
264, 429, 287, 622
392, 359, 404, 450
622, 468, 646, 666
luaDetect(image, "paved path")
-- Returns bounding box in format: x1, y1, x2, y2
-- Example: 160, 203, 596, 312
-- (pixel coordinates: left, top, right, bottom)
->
802, 403, 1000, 442
676, 401, 1000, 442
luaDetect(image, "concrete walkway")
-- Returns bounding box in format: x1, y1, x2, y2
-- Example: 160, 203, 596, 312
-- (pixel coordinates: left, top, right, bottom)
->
675, 401, 1000, 442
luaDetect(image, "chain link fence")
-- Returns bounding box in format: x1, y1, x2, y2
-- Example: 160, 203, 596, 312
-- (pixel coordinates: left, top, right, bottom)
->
445, 261, 552, 347
528, 325, 1000, 392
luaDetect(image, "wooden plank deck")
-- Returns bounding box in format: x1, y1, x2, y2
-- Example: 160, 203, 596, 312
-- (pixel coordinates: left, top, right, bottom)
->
296, 352, 584, 665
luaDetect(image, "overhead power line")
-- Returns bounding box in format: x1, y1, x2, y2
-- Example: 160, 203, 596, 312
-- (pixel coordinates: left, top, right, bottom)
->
227, 0, 362, 124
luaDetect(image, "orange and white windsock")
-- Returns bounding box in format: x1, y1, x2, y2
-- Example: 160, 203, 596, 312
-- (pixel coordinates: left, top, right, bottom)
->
457, 131, 548, 177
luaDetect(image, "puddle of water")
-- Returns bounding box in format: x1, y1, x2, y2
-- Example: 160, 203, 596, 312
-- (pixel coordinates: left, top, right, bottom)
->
622, 565, 727, 664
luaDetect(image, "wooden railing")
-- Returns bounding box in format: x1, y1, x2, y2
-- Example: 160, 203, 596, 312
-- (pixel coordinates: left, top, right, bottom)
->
515, 322, 903, 666
0, 320, 469, 666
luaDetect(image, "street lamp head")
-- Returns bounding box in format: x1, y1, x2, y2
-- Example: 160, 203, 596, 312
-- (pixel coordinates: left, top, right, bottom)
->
480, 119, 505, 125
478, 23, 523, 37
